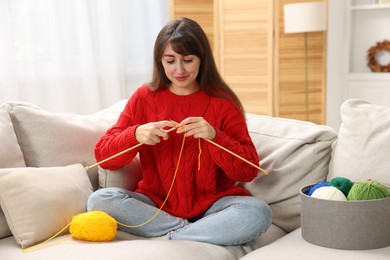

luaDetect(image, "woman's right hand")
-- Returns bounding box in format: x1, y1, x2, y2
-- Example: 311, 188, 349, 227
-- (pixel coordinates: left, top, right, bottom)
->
135, 120, 178, 145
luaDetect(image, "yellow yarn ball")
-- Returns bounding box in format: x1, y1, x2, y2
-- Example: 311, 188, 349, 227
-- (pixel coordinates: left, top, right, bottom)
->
70, 211, 117, 242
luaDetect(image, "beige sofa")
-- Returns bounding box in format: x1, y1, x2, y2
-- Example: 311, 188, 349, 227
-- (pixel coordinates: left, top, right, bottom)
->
0, 99, 389, 260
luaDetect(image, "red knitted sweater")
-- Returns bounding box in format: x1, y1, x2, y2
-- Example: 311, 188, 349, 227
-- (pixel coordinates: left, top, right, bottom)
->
94, 85, 260, 219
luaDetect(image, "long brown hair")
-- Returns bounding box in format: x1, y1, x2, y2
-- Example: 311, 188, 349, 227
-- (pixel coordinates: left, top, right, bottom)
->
149, 17, 244, 113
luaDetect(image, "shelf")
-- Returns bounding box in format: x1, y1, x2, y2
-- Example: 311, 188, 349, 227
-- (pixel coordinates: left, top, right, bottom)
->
347, 3, 390, 74
351, 4, 390, 10
342, 1, 390, 109
347, 73, 390, 80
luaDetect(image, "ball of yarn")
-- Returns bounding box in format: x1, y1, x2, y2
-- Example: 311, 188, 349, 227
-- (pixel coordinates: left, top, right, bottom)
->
308, 181, 329, 196
329, 177, 353, 197
70, 211, 117, 242
347, 180, 390, 201
311, 186, 347, 201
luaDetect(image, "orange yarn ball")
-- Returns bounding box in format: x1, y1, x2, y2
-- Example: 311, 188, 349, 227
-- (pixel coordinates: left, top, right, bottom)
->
70, 211, 117, 242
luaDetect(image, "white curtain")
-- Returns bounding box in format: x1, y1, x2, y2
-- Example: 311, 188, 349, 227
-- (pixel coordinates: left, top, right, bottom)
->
0, 0, 168, 114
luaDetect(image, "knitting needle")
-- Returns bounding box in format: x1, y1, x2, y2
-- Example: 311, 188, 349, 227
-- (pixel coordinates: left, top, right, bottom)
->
85, 124, 269, 175
84, 126, 177, 171
203, 138, 269, 175
172, 119, 269, 175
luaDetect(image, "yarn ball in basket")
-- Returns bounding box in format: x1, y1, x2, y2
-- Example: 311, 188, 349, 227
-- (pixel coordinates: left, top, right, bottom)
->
308, 181, 329, 196
70, 211, 118, 242
347, 179, 390, 201
329, 177, 353, 197
311, 186, 347, 201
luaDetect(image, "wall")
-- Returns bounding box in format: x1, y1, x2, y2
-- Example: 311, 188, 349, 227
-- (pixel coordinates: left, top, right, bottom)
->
326, 0, 345, 130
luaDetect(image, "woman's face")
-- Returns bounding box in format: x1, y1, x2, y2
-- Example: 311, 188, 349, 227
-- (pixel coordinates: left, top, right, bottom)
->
161, 43, 201, 95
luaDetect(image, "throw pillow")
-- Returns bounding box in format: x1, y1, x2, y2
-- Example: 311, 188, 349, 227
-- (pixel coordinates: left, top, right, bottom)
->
3, 100, 126, 190
0, 108, 26, 239
239, 114, 337, 232
328, 99, 390, 187
0, 212, 10, 239
0, 164, 93, 249
0, 109, 25, 168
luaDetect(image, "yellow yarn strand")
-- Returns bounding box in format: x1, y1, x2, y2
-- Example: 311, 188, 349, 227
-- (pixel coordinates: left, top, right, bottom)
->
197, 139, 202, 171
117, 132, 187, 229
84, 126, 178, 171
22, 132, 187, 253
22, 222, 73, 253
22, 122, 268, 253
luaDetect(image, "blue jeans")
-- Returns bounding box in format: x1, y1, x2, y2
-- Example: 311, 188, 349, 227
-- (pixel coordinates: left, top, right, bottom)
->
87, 187, 272, 246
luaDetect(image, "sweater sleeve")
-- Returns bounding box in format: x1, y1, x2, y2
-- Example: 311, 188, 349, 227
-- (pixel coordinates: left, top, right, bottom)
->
94, 90, 142, 170
207, 103, 259, 182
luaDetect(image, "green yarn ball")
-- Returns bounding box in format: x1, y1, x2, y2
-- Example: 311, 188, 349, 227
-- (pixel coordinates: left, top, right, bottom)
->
329, 177, 353, 197
347, 180, 390, 201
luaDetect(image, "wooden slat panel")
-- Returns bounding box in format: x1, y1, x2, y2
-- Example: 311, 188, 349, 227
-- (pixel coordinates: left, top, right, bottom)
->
218, 0, 274, 115
169, 0, 327, 124
276, 0, 327, 124
169, 0, 216, 54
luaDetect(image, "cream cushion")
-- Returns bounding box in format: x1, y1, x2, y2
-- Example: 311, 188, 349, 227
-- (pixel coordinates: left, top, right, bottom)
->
3, 101, 126, 190
328, 99, 390, 186
0, 109, 25, 168
240, 114, 337, 232
0, 108, 26, 239
0, 164, 93, 249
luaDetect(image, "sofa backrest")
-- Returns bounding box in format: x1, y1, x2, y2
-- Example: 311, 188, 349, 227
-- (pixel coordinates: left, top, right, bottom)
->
0, 107, 27, 239
0, 108, 25, 168
0, 100, 338, 241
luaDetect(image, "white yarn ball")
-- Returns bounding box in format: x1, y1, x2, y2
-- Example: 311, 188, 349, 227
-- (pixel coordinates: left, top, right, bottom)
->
311, 186, 347, 201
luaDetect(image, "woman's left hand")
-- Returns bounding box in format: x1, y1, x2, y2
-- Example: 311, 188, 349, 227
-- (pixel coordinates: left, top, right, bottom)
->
177, 117, 216, 140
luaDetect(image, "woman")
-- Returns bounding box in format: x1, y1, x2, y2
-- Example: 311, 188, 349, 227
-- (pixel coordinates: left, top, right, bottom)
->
87, 17, 272, 246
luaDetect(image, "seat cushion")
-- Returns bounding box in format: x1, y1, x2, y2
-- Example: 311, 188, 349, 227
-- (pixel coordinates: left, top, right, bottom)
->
241, 228, 390, 260
0, 235, 239, 260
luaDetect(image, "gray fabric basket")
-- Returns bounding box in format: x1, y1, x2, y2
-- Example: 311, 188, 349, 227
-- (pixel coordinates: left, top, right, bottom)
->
300, 185, 390, 250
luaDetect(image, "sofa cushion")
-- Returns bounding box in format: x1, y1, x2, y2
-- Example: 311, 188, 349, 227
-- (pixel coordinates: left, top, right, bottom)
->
328, 99, 390, 187
239, 114, 337, 232
0, 109, 25, 168
0, 213, 9, 240
0, 235, 241, 260
0, 164, 93, 249
3, 100, 126, 190
240, 228, 390, 260
0, 108, 26, 239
